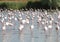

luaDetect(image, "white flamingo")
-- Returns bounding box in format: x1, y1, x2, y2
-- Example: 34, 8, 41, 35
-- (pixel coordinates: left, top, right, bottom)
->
44, 26, 48, 31
19, 22, 24, 42
41, 21, 45, 25
2, 25, 6, 31
48, 25, 52, 29
21, 20, 26, 24
49, 20, 52, 24
14, 17, 18, 21
5, 22, 13, 26
44, 26, 48, 42
30, 25, 34, 29
30, 24, 34, 42
2, 22, 6, 31
19, 24, 24, 31
4, 16, 7, 19
38, 16, 42, 22
26, 18, 29, 24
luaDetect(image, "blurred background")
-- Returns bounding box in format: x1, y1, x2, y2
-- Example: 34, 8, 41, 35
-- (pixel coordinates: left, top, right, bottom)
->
0, 0, 60, 10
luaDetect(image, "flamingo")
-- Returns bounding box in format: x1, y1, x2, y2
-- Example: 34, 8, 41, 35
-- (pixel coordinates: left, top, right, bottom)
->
2, 25, 6, 31
21, 20, 26, 24
5, 22, 13, 26
19, 24, 24, 31
41, 22, 45, 25
48, 25, 52, 29
30, 24, 34, 42
44, 26, 48, 31
19, 23, 24, 42
1, 18, 4, 23
51, 17, 54, 21
14, 17, 18, 21
56, 24, 60, 31
19, 17, 22, 20
44, 10, 48, 15
30, 25, 34, 29
2, 21, 6, 31
38, 16, 42, 22
49, 20, 52, 24
26, 18, 29, 24
4, 16, 7, 19
56, 25, 60, 42
44, 26, 48, 42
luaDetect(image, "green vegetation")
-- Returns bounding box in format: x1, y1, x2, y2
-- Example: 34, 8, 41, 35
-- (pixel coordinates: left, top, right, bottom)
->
0, 0, 60, 9
0, 2, 27, 10
6, 2, 27, 9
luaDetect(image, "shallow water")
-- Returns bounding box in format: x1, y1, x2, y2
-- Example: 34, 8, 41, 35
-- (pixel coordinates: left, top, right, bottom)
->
0, 10, 60, 42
